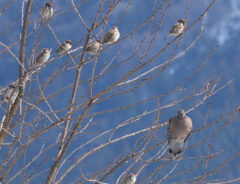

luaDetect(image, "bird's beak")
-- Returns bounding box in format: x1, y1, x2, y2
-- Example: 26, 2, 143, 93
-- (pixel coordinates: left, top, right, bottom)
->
49, 48, 52, 52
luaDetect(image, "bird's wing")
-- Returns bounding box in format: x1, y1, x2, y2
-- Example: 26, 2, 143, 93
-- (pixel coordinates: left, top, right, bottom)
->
183, 117, 193, 142
167, 116, 190, 160
40, 8, 47, 24
184, 132, 191, 143
103, 31, 113, 43
56, 43, 65, 53
85, 44, 93, 52
167, 117, 174, 141
35, 52, 44, 63
169, 23, 182, 34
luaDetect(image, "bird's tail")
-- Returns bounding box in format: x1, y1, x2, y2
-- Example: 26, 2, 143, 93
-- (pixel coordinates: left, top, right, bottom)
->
168, 139, 184, 160
164, 34, 171, 40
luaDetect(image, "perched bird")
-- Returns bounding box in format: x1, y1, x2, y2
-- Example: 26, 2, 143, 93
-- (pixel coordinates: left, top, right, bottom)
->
125, 174, 137, 184
35, 48, 51, 65
0, 85, 19, 107
167, 19, 185, 37
167, 109, 192, 160
103, 26, 120, 44
56, 40, 72, 55
84, 40, 101, 55
40, 2, 53, 25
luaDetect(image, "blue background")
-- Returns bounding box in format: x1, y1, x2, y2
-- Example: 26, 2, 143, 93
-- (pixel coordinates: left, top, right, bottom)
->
0, 0, 240, 183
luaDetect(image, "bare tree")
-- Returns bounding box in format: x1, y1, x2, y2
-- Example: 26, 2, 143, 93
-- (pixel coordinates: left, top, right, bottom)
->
0, 0, 239, 183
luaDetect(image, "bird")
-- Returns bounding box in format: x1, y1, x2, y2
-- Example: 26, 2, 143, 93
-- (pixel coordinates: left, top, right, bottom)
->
34, 48, 51, 65
0, 84, 19, 107
84, 40, 101, 55
103, 26, 120, 44
56, 40, 72, 55
40, 2, 53, 25
167, 109, 192, 160
167, 19, 185, 37
125, 174, 137, 184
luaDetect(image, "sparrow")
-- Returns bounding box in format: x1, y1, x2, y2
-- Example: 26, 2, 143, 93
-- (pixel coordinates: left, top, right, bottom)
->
125, 174, 137, 184
103, 26, 120, 44
84, 40, 102, 55
167, 19, 185, 37
56, 40, 72, 55
35, 48, 51, 65
0, 84, 19, 107
40, 2, 54, 25
167, 109, 192, 160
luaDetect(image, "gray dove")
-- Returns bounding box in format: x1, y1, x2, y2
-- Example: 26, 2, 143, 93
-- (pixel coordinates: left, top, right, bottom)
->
167, 109, 192, 160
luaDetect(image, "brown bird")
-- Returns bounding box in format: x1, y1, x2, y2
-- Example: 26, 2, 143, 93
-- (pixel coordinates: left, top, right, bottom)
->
40, 2, 53, 25
167, 19, 185, 37
0, 84, 19, 107
103, 26, 120, 44
167, 109, 192, 160
84, 40, 102, 55
35, 48, 51, 65
56, 40, 72, 55
125, 174, 137, 184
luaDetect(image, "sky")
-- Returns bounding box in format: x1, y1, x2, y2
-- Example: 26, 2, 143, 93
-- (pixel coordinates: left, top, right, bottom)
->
0, 0, 240, 183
